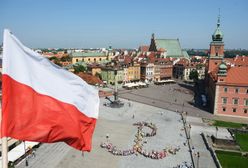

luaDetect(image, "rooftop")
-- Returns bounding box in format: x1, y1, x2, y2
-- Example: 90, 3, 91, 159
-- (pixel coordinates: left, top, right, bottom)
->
225, 66, 248, 86
155, 39, 183, 57
71, 52, 106, 57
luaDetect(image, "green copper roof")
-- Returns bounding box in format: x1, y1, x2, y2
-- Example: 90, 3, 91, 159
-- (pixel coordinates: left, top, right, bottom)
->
155, 39, 183, 57
219, 62, 227, 69
212, 16, 223, 41
182, 50, 189, 59
71, 52, 106, 57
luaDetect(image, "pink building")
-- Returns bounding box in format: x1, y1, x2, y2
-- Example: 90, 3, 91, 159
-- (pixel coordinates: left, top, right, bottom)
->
212, 66, 248, 117
206, 16, 248, 118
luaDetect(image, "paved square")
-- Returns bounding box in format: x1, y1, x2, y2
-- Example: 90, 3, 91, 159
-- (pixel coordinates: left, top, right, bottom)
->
16, 98, 192, 168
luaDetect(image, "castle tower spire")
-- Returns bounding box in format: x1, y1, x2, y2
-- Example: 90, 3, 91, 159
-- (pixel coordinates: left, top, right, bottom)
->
207, 12, 225, 73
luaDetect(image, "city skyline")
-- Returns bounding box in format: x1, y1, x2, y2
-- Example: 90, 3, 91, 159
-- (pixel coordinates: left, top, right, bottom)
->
0, 0, 248, 49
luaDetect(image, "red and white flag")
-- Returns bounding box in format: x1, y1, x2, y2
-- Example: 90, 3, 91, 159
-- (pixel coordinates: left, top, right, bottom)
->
1, 29, 99, 151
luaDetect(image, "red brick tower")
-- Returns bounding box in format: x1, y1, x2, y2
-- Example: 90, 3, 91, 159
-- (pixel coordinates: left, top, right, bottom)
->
207, 15, 224, 73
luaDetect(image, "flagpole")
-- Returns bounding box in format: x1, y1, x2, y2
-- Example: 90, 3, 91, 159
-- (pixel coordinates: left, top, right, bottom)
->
1, 108, 8, 168
1, 137, 8, 168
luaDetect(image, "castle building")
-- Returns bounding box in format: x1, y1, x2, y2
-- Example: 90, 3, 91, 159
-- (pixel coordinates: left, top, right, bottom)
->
206, 16, 248, 118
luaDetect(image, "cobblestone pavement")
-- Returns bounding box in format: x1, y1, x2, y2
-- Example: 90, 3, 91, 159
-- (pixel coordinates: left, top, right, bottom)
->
118, 84, 212, 119
16, 98, 192, 168
119, 83, 248, 123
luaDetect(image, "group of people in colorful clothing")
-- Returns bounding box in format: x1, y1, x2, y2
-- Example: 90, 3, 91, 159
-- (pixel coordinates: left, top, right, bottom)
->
100, 121, 180, 159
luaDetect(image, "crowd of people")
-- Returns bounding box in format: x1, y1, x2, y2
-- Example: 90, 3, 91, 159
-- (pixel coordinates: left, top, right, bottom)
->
173, 161, 193, 168
100, 121, 180, 160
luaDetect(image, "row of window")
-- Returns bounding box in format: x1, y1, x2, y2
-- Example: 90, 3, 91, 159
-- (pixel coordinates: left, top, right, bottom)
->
75, 58, 105, 62
222, 98, 248, 106
146, 72, 153, 75
128, 71, 139, 74
222, 107, 248, 114
223, 87, 248, 94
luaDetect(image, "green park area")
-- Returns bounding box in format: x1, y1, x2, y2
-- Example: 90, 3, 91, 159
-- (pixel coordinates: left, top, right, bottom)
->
235, 132, 248, 152
213, 120, 247, 128
216, 150, 248, 168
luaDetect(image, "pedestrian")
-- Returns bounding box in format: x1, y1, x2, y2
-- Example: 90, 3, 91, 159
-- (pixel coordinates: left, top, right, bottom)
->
132, 114, 135, 119
32, 150, 36, 158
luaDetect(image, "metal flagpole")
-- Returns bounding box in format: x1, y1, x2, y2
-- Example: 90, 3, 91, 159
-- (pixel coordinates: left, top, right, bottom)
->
1, 109, 9, 168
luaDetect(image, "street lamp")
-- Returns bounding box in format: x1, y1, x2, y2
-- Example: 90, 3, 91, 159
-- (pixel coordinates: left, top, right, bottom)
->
188, 124, 191, 139
215, 126, 218, 138
197, 152, 200, 168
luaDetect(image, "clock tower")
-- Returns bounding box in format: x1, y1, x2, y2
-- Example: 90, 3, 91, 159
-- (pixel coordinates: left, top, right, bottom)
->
207, 15, 224, 73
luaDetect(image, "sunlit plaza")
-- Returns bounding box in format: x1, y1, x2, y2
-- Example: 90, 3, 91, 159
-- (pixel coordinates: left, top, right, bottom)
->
15, 98, 193, 168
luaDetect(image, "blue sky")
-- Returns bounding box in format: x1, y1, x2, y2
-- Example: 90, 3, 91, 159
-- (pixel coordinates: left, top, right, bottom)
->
0, 0, 247, 49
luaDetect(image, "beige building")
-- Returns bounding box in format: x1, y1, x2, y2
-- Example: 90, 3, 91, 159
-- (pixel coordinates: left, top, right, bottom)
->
71, 52, 114, 64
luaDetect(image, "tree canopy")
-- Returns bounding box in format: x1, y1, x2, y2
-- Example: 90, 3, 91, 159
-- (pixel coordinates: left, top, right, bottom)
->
189, 70, 199, 81
73, 65, 87, 74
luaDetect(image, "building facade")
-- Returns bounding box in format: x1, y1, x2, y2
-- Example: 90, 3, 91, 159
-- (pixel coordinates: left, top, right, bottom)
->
71, 52, 114, 64
101, 67, 124, 85
206, 16, 248, 118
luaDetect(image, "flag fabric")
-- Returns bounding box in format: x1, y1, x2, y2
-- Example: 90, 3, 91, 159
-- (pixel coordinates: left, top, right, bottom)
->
1, 29, 99, 152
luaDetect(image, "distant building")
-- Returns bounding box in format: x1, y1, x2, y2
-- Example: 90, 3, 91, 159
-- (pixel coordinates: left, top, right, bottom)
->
118, 55, 141, 83
101, 66, 124, 85
71, 52, 108, 64
127, 62, 141, 82
173, 58, 189, 79
87, 63, 102, 76
149, 33, 187, 58
154, 58, 173, 81
140, 61, 154, 82
206, 16, 248, 118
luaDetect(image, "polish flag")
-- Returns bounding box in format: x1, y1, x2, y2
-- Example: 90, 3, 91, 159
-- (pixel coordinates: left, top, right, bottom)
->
1, 29, 99, 152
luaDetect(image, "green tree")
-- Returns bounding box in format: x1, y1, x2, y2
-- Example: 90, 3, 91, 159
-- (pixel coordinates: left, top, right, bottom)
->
48, 56, 62, 67
60, 56, 71, 62
73, 65, 87, 73
189, 70, 199, 81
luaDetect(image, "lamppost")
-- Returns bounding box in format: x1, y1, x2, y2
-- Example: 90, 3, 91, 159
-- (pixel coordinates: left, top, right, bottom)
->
197, 152, 200, 168
188, 124, 191, 139
215, 126, 218, 139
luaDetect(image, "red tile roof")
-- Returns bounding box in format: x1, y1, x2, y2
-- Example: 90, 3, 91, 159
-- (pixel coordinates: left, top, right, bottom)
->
139, 45, 149, 52
124, 55, 132, 64
76, 72, 103, 85
225, 66, 248, 85
176, 58, 189, 66
225, 56, 248, 67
